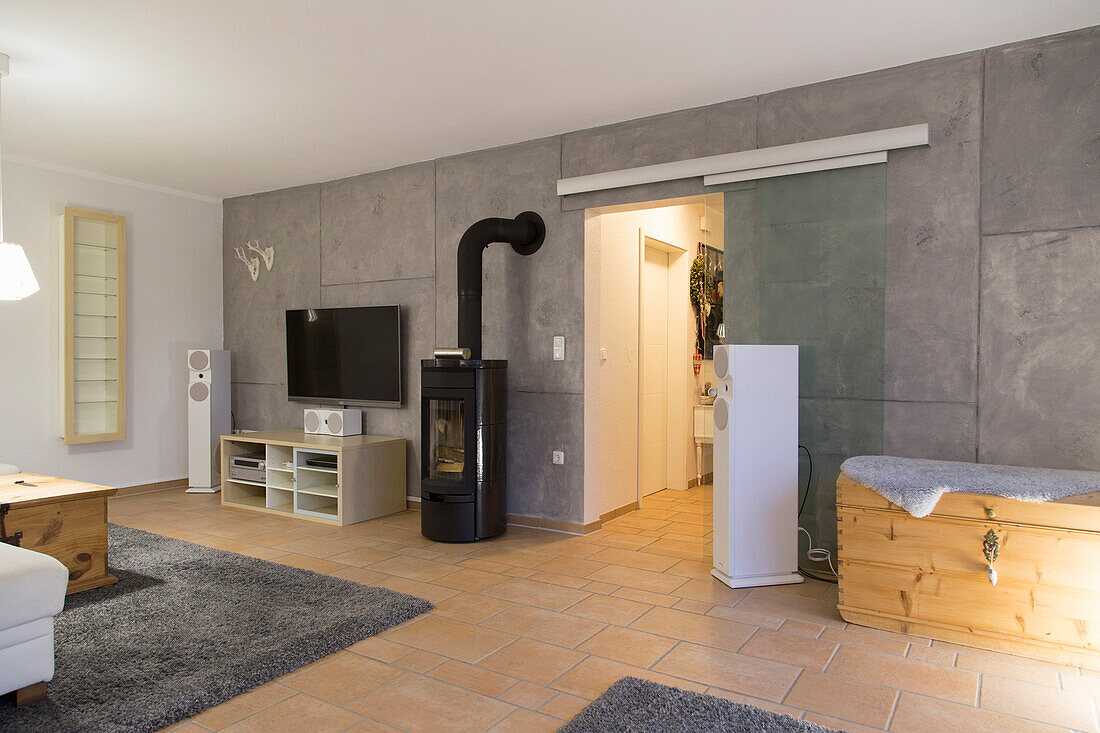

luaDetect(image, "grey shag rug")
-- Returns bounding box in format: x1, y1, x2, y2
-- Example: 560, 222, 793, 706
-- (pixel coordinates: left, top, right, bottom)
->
0, 524, 431, 733
560, 677, 837, 732
841, 455, 1100, 518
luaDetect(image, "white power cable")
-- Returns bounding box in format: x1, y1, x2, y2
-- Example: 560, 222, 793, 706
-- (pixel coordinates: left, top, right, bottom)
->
798, 526, 837, 578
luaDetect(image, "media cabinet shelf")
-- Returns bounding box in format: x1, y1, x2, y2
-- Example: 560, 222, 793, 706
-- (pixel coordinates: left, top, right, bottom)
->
220, 429, 406, 526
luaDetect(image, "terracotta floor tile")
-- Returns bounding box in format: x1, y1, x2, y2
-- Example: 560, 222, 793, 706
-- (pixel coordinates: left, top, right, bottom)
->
1060, 671, 1100, 697
979, 674, 1097, 731
431, 592, 514, 624
611, 586, 679, 607
532, 555, 606, 578
735, 589, 845, 628
892, 691, 1066, 733
432, 567, 506, 592
603, 515, 670, 531
586, 547, 678, 572
272, 553, 346, 574
955, 652, 1062, 686
384, 615, 515, 663
779, 619, 824, 638
783, 670, 897, 729
670, 577, 749, 606
284, 652, 405, 705
904, 643, 956, 666
528, 571, 591, 589
663, 558, 714, 578
482, 604, 605, 648
487, 707, 560, 732
478, 638, 586, 685
705, 603, 785, 630
589, 532, 655, 550
630, 606, 755, 652
350, 674, 514, 733
395, 649, 448, 672
704, 687, 806, 719
827, 645, 978, 705
472, 548, 552, 569
326, 565, 389, 585
344, 719, 402, 732
498, 680, 557, 709
652, 642, 800, 701
565, 594, 652, 626
588, 564, 686, 594
580, 579, 620, 594
372, 575, 459, 604
347, 636, 412, 663
538, 692, 592, 720
552, 654, 707, 700
191, 681, 295, 730
801, 712, 887, 733
481, 578, 590, 612
325, 546, 398, 567
820, 627, 909, 656
576, 625, 676, 668
272, 535, 359, 558
220, 692, 363, 733
740, 629, 838, 671
428, 659, 516, 697
671, 597, 712, 614
367, 554, 460, 582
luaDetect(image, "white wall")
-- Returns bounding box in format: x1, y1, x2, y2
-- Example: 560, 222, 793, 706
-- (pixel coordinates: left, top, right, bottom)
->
0, 160, 223, 487
584, 199, 706, 520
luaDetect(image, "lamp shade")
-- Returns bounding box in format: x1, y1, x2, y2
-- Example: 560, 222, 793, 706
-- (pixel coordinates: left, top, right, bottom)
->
0, 242, 40, 300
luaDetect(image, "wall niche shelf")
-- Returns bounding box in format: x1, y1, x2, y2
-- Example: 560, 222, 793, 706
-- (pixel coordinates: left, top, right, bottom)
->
220, 430, 406, 526
59, 207, 127, 444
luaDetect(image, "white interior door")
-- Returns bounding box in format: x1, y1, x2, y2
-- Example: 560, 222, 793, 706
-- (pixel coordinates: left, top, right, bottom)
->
640, 246, 669, 496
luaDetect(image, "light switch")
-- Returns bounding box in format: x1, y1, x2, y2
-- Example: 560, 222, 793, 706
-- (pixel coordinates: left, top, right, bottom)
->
552, 450, 565, 465
552, 335, 565, 361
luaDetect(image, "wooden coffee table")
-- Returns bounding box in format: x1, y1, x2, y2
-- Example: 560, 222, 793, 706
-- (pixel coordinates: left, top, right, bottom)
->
0, 473, 118, 594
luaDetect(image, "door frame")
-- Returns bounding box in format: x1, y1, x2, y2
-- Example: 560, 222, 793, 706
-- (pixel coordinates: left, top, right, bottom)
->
637, 228, 689, 504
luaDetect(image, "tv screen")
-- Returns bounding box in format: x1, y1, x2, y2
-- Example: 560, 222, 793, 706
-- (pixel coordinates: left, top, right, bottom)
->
285, 306, 401, 406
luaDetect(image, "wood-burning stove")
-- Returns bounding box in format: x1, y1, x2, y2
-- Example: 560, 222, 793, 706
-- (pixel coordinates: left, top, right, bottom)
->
420, 211, 545, 542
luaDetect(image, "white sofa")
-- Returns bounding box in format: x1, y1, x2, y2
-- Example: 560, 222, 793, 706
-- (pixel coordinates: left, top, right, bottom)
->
0, 542, 68, 704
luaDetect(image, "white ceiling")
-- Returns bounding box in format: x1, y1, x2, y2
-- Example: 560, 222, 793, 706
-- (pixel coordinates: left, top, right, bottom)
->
1, 1, 1097, 199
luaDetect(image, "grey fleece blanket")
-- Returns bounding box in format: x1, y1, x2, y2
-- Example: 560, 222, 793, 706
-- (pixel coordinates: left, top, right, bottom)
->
840, 455, 1100, 518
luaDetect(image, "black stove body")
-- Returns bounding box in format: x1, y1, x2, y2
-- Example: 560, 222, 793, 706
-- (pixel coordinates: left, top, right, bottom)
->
420, 358, 506, 542
420, 211, 545, 542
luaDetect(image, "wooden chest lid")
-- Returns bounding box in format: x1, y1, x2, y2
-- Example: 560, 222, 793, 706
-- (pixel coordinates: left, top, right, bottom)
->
0, 473, 117, 508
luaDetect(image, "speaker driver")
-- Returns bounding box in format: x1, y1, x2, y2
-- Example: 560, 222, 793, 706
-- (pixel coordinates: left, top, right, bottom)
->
327, 412, 343, 434
304, 411, 320, 433
713, 347, 729, 380
189, 350, 209, 371
189, 381, 209, 403
713, 397, 729, 431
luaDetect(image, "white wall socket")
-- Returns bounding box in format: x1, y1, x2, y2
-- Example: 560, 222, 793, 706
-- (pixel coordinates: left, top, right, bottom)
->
552, 450, 565, 465
552, 335, 565, 361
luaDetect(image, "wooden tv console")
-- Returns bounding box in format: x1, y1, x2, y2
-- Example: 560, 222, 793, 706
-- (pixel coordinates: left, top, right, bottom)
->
220, 430, 406, 526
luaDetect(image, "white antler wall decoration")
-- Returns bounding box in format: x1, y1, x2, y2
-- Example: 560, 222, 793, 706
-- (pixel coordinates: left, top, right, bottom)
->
234, 246, 261, 282
245, 239, 275, 271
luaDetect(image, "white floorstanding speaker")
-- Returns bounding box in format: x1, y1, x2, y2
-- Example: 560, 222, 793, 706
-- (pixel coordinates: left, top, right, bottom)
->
711, 344, 802, 588
187, 349, 231, 493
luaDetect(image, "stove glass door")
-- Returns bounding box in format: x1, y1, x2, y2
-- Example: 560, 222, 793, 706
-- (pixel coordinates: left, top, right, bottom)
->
427, 398, 465, 481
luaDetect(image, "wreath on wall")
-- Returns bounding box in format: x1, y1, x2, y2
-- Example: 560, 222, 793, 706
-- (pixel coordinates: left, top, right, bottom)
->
689, 254, 709, 354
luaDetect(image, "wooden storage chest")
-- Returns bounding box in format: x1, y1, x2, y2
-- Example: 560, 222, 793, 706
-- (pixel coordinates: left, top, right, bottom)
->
836, 472, 1100, 670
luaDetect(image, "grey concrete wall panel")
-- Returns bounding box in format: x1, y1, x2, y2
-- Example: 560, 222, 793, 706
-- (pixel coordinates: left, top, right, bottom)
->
232, 382, 307, 432
434, 137, 585, 395
321, 278, 436, 497
561, 98, 757, 178
759, 53, 983, 404
979, 228, 1100, 470
320, 162, 436, 285
223, 185, 322, 385
883, 401, 977, 462
982, 27, 1100, 234
507, 391, 585, 523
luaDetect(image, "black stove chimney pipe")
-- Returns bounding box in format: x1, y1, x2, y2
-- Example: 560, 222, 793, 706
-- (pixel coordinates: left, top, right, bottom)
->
457, 211, 545, 360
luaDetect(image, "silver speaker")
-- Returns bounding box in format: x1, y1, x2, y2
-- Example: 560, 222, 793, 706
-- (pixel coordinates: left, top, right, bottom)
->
188, 349, 231, 493
304, 408, 362, 436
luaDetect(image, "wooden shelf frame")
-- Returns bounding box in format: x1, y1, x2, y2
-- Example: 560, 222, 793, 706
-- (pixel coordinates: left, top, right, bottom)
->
60, 206, 127, 444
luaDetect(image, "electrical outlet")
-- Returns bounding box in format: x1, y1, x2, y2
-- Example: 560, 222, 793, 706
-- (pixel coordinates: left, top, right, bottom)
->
552, 450, 565, 465
552, 335, 565, 361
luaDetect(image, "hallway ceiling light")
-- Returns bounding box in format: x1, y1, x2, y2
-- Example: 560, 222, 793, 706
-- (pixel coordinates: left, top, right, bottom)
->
0, 53, 38, 301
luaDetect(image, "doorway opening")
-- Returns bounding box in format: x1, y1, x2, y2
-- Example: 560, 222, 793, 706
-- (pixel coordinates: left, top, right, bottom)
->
583, 196, 723, 527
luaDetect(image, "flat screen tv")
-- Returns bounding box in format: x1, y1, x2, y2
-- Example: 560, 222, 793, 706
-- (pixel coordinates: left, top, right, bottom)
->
285, 305, 401, 407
